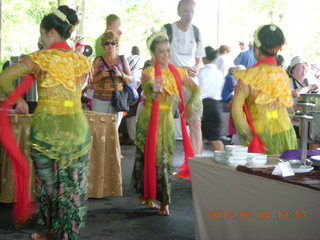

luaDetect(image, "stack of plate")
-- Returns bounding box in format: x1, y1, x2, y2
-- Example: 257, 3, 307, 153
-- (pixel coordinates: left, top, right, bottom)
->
310, 155, 320, 167
214, 150, 225, 163
225, 145, 248, 167
246, 153, 267, 166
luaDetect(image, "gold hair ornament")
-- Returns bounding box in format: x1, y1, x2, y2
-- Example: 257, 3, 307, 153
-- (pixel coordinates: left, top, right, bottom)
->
147, 32, 169, 50
51, 7, 71, 25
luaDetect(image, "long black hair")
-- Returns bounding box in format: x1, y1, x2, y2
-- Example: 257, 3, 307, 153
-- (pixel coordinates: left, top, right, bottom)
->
40, 5, 78, 40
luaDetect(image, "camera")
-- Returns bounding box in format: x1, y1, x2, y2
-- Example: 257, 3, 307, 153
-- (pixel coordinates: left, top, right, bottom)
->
108, 69, 116, 76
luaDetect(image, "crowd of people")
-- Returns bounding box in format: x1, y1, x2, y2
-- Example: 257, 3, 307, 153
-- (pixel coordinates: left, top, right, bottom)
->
1, 0, 320, 239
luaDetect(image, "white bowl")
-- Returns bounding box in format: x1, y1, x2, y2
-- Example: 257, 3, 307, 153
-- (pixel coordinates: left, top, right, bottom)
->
214, 150, 225, 157
225, 151, 248, 157
247, 153, 267, 165
214, 156, 226, 163
225, 145, 248, 152
226, 160, 247, 167
226, 156, 247, 167
226, 154, 247, 160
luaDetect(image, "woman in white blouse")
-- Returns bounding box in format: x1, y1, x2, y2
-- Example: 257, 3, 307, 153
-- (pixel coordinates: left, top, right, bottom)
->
198, 46, 225, 151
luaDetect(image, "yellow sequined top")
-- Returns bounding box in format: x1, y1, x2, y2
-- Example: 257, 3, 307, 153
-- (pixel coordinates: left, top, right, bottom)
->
135, 66, 201, 165
0, 48, 93, 167
232, 64, 297, 154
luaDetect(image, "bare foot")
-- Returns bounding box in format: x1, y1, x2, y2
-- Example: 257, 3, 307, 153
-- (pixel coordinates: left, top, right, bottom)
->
137, 197, 160, 210
31, 233, 50, 240
159, 203, 170, 216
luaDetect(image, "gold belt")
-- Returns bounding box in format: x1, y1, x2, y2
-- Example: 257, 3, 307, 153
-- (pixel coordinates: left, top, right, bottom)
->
38, 99, 77, 108
145, 102, 172, 110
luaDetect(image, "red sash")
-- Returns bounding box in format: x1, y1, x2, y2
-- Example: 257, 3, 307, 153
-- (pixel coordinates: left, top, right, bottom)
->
244, 56, 277, 153
143, 63, 194, 199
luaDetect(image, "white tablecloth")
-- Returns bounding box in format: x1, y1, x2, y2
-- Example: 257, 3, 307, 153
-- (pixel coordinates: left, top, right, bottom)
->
189, 157, 320, 240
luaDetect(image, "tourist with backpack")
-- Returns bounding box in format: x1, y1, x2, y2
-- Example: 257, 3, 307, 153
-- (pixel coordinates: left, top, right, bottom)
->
161, 0, 204, 163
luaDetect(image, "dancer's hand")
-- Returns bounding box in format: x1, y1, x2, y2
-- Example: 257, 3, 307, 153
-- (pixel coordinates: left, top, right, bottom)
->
153, 76, 163, 93
14, 98, 29, 114
183, 105, 193, 119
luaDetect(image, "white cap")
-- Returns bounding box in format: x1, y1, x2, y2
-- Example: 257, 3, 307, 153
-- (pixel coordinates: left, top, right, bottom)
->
234, 65, 246, 71
290, 56, 307, 68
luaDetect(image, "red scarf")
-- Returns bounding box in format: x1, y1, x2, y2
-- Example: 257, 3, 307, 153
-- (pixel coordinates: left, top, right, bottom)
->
244, 56, 277, 153
0, 42, 72, 225
143, 63, 194, 199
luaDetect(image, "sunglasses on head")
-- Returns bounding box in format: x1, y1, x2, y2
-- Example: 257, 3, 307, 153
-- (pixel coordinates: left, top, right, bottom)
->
104, 41, 117, 46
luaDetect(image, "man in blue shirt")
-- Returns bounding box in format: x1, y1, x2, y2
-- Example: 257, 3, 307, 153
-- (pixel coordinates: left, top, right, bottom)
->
234, 41, 257, 68
221, 65, 246, 103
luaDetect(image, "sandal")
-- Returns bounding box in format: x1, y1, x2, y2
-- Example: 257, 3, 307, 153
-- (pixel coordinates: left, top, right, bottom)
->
137, 197, 160, 210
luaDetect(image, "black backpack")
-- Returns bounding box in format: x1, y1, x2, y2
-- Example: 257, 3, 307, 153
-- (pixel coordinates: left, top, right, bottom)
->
164, 23, 200, 45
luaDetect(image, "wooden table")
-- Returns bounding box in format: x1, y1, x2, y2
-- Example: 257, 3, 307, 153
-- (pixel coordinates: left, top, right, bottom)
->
0, 111, 122, 203
189, 157, 320, 240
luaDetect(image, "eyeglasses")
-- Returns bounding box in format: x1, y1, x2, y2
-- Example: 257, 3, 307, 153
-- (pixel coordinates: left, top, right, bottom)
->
104, 41, 117, 46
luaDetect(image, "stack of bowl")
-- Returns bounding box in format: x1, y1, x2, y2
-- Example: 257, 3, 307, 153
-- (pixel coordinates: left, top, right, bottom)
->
246, 153, 267, 166
225, 145, 248, 167
214, 150, 226, 163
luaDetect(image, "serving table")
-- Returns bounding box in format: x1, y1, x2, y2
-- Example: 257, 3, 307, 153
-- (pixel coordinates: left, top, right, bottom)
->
0, 111, 122, 203
189, 157, 320, 240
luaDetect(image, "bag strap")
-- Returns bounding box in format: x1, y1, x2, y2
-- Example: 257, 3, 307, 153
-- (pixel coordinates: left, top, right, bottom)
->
164, 23, 173, 43
192, 24, 200, 44
100, 56, 118, 90
119, 55, 125, 68
164, 23, 199, 45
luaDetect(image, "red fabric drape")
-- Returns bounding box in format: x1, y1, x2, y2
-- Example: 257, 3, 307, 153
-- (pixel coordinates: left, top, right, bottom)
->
243, 103, 265, 153
143, 99, 160, 200
143, 63, 195, 200
242, 56, 277, 153
171, 65, 194, 179
0, 42, 72, 225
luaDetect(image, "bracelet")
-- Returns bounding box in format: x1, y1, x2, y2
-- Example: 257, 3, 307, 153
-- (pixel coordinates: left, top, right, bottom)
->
121, 72, 124, 79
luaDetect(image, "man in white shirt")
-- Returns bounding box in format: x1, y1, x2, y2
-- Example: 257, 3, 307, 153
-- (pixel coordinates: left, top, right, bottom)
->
161, 0, 204, 155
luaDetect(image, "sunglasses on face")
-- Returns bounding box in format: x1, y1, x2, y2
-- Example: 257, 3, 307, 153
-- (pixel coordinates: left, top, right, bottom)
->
104, 41, 117, 46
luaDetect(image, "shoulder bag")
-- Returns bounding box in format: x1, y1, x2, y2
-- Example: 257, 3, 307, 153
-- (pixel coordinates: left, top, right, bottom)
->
100, 56, 129, 112
119, 55, 139, 105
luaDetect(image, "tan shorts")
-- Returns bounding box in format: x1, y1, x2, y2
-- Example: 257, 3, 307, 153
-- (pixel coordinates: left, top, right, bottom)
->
172, 86, 203, 124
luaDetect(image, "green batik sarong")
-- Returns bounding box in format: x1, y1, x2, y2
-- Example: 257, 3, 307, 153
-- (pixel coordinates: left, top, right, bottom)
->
31, 150, 89, 240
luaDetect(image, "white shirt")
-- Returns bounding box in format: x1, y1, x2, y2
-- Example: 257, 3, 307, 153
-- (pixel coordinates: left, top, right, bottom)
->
161, 22, 204, 68
215, 54, 234, 77
127, 55, 144, 88
198, 63, 225, 100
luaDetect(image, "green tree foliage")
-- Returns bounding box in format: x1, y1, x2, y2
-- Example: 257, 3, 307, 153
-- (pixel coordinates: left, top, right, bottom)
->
1, 0, 320, 67
2, 0, 54, 60
121, 1, 165, 59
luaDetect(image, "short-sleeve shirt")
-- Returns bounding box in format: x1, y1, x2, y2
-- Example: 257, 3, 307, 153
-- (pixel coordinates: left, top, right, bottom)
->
161, 22, 204, 68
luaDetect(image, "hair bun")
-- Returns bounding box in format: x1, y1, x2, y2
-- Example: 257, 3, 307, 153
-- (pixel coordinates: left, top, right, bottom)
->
58, 5, 78, 26
205, 46, 217, 61
254, 24, 285, 55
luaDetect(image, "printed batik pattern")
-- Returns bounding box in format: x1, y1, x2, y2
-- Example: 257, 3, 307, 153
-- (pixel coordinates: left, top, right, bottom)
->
32, 150, 89, 240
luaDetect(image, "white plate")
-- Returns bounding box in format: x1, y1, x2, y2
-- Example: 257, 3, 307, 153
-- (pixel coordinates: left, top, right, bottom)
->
246, 162, 275, 168
292, 166, 314, 173
310, 155, 320, 161
227, 161, 247, 167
